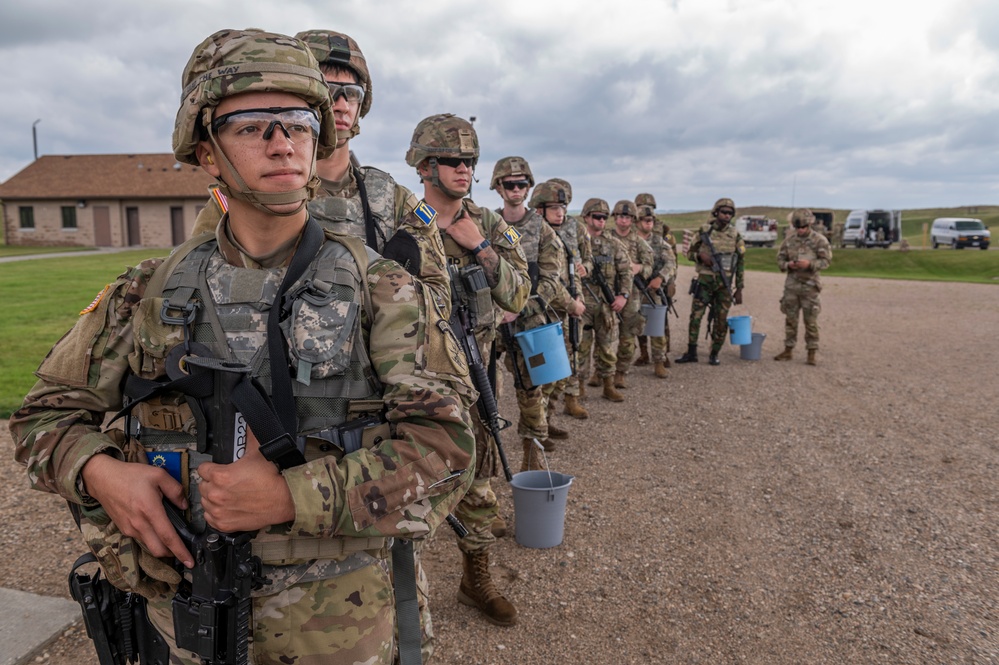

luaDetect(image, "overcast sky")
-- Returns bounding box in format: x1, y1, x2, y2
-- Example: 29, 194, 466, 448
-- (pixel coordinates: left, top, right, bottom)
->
3, 0, 999, 211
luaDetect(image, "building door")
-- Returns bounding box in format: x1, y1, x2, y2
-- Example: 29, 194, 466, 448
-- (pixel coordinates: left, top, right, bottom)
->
170, 207, 185, 246
93, 206, 111, 247
126, 207, 141, 246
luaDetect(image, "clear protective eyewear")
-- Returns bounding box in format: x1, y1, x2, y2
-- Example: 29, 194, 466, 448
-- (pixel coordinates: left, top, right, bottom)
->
326, 82, 365, 106
211, 107, 320, 146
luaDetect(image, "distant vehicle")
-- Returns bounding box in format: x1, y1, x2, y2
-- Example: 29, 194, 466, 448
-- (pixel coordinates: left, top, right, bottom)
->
930, 218, 990, 250
736, 215, 778, 247
840, 209, 902, 248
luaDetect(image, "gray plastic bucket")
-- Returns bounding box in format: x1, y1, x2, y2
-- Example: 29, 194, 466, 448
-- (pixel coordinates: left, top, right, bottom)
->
640, 303, 667, 337
740, 332, 767, 360
509, 470, 574, 549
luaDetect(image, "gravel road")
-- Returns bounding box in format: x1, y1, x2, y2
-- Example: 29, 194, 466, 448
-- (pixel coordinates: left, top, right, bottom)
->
3, 264, 997, 664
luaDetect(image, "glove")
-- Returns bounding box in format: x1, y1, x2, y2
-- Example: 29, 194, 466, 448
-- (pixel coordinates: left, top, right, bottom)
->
734, 288, 743, 305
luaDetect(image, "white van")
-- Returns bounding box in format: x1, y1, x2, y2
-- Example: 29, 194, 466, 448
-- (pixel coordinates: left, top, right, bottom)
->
840, 209, 902, 248
930, 218, 991, 250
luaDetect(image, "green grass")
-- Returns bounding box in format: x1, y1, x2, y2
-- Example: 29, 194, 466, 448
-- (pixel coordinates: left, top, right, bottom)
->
1, 249, 166, 417
0, 245, 92, 258
738, 247, 999, 282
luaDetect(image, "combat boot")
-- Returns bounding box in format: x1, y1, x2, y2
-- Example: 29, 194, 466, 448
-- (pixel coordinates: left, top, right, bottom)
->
563, 394, 589, 420
458, 551, 517, 626
634, 338, 650, 366
654, 362, 669, 379
613, 371, 628, 389
774, 347, 793, 361
664, 355, 672, 368
708, 352, 720, 366
807, 349, 818, 366
587, 375, 600, 388
521, 438, 546, 471
547, 412, 569, 441
490, 515, 507, 538
676, 344, 698, 363
602, 376, 624, 402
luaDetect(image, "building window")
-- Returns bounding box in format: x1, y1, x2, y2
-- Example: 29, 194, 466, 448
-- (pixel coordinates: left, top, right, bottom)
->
19, 206, 35, 229
61, 206, 78, 230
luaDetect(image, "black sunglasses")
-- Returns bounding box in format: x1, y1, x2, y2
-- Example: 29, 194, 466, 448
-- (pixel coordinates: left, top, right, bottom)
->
590, 213, 608, 221
501, 180, 531, 191
436, 156, 475, 168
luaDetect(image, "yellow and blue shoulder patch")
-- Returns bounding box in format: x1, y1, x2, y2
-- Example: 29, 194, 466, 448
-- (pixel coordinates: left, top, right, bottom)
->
503, 226, 522, 245
80, 285, 111, 316
414, 200, 437, 226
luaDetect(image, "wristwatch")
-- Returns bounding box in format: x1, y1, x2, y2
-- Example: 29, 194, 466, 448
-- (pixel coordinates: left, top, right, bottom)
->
618, 292, 629, 300
472, 239, 491, 255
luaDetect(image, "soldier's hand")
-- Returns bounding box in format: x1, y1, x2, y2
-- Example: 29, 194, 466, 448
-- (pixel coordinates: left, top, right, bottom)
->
500, 310, 519, 324
199, 431, 295, 532
734, 288, 743, 305
576, 263, 588, 278
611, 294, 627, 312
698, 249, 713, 266
796, 259, 811, 269
80, 454, 194, 568
648, 276, 663, 290
444, 210, 485, 251
666, 281, 677, 298
570, 297, 586, 317
631, 262, 642, 276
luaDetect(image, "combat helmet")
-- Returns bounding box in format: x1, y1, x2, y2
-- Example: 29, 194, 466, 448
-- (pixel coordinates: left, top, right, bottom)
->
637, 204, 656, 219
791, 208, 815, 228
547, 178, 572, 205
173, 28, 335, 215
581, 197, 610, 217
295, 30, 372, 140
405, 113, 479, 199
528, 180, 568, 209
612, 200, 637, 217
711, 197, 736, 216
490, 156, 534, 191
635, 193, 657, 209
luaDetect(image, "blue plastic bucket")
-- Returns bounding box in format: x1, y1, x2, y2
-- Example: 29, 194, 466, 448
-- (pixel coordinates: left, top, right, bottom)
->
727, 315, 752, 345
514, 321, 572, 386
640, 303, 667, 337
510, 470, 574, 548
739, 332, 766, 360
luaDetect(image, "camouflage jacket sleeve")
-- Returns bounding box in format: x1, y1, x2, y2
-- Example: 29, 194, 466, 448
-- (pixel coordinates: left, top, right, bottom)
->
776, 237, 792, 271
533, 222, 572, 314
685, 223, 708, 263
282, 257, 475, 540
734, 233, 746, 290
636, 236, 654, 279
10, 261, 164, 503
576, 219, 594, 275
812, 234, 833, 272
612, 237, 632, 295
476, 204, 531, 314
393, 195, 452, 320
655, 236, 678, 283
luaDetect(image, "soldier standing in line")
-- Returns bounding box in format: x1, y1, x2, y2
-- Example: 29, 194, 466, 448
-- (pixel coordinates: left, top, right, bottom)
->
774, 208, 833, 365
540, 178, 592, 419
675, 197, 746, 366
405, 119, 530, 627
10, 29, 476, 665
578, 198, 632, 402
634, 203, 677, 379
633, 192, 676, 371
609, 200, 653, 389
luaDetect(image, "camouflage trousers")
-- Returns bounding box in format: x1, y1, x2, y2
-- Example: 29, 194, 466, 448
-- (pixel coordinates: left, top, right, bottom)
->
548, 313, 581, 401
687, 275, 733, 354
780, 279, 822, 350
503, 344, 549, 440
615, 288, 647, 374
578, 291, 619, 381
145, 554, 396, 664
453, 408, 501, 554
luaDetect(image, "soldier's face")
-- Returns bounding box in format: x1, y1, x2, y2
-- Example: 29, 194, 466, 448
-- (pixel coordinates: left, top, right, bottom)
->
615, 214, 634, 233
796, 224, 811, 237
543, 204, 566, 226
714, 209, 734, 228
586, 212, 607, 234
424, 158, 473, 196
324, 67, 360, 146
638, 216, 655, 234
499, 175, 530, 206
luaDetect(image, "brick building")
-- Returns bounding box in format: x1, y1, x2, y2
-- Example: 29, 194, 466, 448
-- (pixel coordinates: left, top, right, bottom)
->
0, 154, 216, 248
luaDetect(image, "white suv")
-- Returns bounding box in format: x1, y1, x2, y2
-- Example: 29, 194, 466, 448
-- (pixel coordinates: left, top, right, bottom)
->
930, 218, 991, 250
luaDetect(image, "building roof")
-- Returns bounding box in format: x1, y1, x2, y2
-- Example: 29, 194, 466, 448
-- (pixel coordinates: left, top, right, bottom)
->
0, 154, 216, 200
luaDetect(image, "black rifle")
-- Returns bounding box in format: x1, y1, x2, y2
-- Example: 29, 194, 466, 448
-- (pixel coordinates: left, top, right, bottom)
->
565, 253, 580, 369
698, 230, 734, 295
632, 273, 657, 305
589, 256, 623, 321
449, 264, 514, 482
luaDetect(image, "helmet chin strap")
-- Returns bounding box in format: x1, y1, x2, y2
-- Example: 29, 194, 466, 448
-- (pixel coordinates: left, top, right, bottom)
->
207, 130, 319, 217
428, 157, 468, 200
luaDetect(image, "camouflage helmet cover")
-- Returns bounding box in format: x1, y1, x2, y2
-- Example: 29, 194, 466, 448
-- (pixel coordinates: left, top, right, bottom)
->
528, 181, 568, 209
173, 28, 336, 165
791, 208, 815, 228
582, 197, 610, 216
490, 156, 534, 191
294, 30, 373, 119
637, 204, 656, 219
546, 178, 572, 205
405, 113, 479, 167
711, 197, 736, 216
612, 199, 637, 217
635, 193, 657, 208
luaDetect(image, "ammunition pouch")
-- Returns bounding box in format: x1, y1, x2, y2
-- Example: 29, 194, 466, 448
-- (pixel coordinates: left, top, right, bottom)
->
450, 263, 492, 324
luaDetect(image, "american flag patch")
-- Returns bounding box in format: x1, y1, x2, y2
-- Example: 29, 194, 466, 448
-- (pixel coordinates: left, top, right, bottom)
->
503, 226, 522, 245
414, 200, 437, 226
80, 285, 111, 316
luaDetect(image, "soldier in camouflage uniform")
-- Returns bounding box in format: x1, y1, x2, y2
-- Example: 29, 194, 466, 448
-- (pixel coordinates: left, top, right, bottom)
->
406, 116, 530, 627
774, 208, 833, 365
676, 198, 746, 366
10, 30, 476, 665
609, 200, 653, 388
633, 193, 669, 370
540, 178, 592, 420
491, 158, 573, 458
634, 203, 677, 379
578, 198, 632, 402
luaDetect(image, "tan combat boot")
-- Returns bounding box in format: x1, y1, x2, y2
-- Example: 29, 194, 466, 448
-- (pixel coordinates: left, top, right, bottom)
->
547, 412, 569, 440
774, 347, 793, 361
490, 515, 507, 538
613, 371, 628, 389
807, 349, 818, 366
654, 362, 669, 379
521, 438, 546, 471
458, 551, 517, 626
602, 376, 624, 402
634, 337, 650, 366
587, 374, 600, 388
563, 394, 589, 420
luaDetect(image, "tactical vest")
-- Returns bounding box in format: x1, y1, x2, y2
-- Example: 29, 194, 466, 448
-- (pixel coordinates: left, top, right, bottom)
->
556, 216, 582, 264
131, 233, 388, 567
695, 223, 740, 276
310, 166, 401, 252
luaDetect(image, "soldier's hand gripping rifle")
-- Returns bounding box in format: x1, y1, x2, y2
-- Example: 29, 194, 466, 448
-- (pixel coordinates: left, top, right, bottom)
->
589, 255, 623, 321
699, 230, 733, 295
449, 264, 515, 482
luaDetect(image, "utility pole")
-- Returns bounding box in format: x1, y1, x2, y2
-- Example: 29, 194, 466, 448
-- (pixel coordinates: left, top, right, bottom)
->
32, 119, 41, 160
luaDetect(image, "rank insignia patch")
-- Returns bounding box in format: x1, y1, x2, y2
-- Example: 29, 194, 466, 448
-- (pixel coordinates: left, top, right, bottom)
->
503, 226, 522, 245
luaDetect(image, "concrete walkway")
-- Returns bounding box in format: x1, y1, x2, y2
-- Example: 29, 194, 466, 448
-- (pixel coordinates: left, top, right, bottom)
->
0, 246, 139, 264
0, 587, 79, 665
